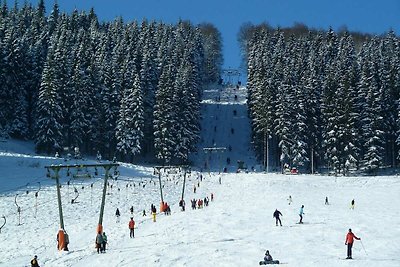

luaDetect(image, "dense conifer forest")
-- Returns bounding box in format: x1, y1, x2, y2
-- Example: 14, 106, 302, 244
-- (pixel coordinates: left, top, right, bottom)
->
0, 1, 223, 164
240, 23, 400, 174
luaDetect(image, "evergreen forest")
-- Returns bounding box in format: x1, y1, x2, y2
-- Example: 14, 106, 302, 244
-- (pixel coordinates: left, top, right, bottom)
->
0, 1, 223, 164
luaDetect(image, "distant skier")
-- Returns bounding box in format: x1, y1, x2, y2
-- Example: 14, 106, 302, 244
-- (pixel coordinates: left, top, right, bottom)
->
31, 255, 40, 267
288, 195, 293, 205
350, 199, 355, 209
345, 228, 361, 259
130, 206, 134, 215
193, 185, 196, 193
211, 193, 214, 201
273, 209, 283, 226
95, 231, 103, 254
299, 205, 305, 224
151, 205, 157, 222
179, 199, 185, 211
142, 209, 146, 216
325, 197, 329, 205
259, 250, 280, 265
115, 208, 121, 223
129, 217, 135, 238
63, 231, 69, 251
101, 232, 108, 252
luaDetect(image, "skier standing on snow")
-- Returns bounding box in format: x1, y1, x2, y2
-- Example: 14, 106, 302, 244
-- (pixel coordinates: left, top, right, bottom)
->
273, 209, 283, 226
129, 217, 135, 238
101, 232, 108, 252
31, 255, 40, 267
287, 195, 292, 205
299, 205, 305, 224
95, 231, 103, 254
130, 206, 134, 215
350, 199, 355, 209
325, 197, 329, 205
345, 228, 361, 259
115, 208, 121, 223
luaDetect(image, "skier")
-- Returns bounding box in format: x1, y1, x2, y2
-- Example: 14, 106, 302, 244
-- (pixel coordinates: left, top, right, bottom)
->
151, 205, 157, 222
63, 230, 69, 251
211, 193, 214, 201
129, 217, 135, 238
179, 199, 185, 211
193, 185, 196, 193
95, 231, 103, 254
259, 250, 280, 265
96, 151, 102, 162
345, 228, 361, 259
115, 208, 121, 223
299, 205, 305, 224
287, 195, 292, 205
325, 197, 329, 205
102, 232, 108, 252
31, 255, 40, 267
273, 209, 283, 226
350, 199, 355, 209
142, 209, 146, 216
130, 206, 134, 215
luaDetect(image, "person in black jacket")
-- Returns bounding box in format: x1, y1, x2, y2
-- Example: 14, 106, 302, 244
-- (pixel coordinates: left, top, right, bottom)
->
31, 255, 40, 267
273, 209, 283, 226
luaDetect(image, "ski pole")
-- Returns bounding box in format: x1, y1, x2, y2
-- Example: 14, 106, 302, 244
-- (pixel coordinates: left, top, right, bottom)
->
360, 240, 368, 256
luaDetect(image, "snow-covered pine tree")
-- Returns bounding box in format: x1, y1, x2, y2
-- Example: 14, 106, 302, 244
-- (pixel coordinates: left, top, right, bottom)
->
153, 58, 177, 164
116, 60, 144, 161
35, 39, 64, 154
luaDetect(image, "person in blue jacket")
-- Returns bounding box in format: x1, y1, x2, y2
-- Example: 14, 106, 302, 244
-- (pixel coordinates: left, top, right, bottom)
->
299, 205, 305, 224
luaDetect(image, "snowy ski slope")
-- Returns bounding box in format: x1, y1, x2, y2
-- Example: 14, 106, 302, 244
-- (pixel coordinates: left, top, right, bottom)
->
1, 85, 400, 266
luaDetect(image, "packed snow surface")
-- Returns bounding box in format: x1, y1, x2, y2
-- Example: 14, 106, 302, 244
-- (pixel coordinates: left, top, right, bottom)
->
1, 155, 400, 266
2, 85, 400, 266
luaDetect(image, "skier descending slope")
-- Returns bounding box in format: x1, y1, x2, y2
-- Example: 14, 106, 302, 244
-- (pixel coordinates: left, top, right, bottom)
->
298, 205, 305, 224
273, 209, 283, 226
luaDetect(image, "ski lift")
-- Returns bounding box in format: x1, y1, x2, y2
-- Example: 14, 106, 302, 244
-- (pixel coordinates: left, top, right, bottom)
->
73, 166, 91, 179
0, 216, 6, 233
14, 194, 21, 225
71, 187, 79, 204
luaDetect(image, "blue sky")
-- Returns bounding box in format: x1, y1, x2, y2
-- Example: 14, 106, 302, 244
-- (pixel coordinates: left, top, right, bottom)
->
27, 0, 400, 71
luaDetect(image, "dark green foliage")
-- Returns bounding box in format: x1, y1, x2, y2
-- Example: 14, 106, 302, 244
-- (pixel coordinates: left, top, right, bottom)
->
0, 2, 221, 163
242, 24, 400, 174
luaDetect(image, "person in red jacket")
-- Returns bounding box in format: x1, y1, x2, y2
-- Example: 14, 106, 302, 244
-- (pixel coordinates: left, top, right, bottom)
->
345, 228, 360, 259
129, 217, 135, 238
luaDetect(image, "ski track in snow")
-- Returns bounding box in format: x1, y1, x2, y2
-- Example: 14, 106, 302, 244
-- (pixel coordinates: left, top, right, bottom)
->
1, 85, 400, 266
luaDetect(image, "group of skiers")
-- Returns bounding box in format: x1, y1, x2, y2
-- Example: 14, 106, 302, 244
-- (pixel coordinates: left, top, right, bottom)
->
266, 196, 362, 263
95, 231, 108, 254
190, 194, 213, 210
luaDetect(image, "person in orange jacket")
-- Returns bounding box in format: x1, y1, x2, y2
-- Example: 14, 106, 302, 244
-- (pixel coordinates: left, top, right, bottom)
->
129, 217, 135, 238
345, 228, 361, 259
